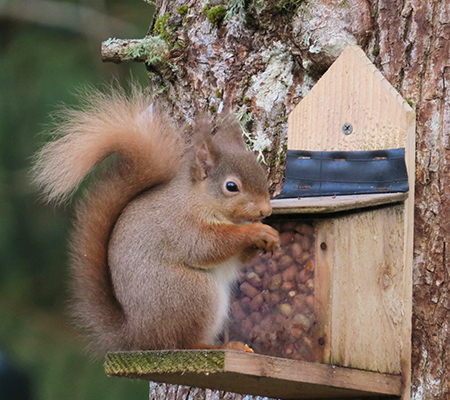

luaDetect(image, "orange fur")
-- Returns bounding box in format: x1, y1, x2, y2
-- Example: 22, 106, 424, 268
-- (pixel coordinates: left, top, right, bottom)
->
32, 86, 182, 203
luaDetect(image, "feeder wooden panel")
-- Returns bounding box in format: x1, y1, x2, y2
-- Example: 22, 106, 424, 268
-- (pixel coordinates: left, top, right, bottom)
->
104, 46, 415, 400
313, 205, 406, 373
271, 45, 415, 394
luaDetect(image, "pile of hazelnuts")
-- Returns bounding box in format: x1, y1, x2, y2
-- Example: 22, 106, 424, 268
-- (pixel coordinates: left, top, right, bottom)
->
229, 221, 321, 361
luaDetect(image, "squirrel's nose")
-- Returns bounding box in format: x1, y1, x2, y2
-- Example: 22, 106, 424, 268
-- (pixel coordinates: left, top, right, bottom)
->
259, 201, 272, 218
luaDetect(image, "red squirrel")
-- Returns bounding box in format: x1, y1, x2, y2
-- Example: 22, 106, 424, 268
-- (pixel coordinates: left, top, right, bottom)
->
32, 86, 280, 354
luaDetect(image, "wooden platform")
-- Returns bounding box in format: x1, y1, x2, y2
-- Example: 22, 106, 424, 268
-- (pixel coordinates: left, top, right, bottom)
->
104, 350, 402, 399
270, 192, 408, 215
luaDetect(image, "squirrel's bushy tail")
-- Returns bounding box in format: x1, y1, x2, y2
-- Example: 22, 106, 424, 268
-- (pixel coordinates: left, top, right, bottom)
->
32, 85, 183, 353
32, 85, 182, 203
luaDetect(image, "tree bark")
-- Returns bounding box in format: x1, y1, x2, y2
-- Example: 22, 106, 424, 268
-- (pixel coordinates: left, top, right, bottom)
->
132, 0, 450, 398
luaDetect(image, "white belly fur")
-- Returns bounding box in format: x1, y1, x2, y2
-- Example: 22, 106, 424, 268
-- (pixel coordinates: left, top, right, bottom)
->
202, 256, 241, 344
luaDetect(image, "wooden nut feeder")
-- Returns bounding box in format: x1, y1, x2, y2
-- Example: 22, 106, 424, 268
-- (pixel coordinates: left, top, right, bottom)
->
104, 46, 415, 399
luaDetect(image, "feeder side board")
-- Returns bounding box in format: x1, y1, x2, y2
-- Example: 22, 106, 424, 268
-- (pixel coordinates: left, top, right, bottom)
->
315, 206, 406, 374
402, 98, 416, 400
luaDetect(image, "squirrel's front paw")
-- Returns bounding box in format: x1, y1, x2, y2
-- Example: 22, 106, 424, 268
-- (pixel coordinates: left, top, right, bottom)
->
251, 223, 280, 253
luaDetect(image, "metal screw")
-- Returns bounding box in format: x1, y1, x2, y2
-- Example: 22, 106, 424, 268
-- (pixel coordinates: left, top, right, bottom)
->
318, 337, 326, 346
342, 122, 353, 135
320, 242, 327, 250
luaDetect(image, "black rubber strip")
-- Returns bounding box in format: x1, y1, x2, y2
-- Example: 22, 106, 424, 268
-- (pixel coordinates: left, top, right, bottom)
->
276, 148, 409, 198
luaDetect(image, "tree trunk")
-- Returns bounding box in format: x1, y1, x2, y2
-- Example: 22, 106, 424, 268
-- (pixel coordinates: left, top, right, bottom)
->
133, 0, 449, 398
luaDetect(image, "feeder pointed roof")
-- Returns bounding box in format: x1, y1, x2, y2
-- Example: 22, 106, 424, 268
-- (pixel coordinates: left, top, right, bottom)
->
288, 46, 415, 152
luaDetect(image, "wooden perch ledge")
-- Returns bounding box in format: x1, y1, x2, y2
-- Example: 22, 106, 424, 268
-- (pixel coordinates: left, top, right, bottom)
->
105, 350, 402, 399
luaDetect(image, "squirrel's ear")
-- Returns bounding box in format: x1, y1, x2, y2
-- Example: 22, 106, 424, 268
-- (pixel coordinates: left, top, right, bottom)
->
190, 116, 217, 181
213, 115, 247, 151
191, 141, 215, 181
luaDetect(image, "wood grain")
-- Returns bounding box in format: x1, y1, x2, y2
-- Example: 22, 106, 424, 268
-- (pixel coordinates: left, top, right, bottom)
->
327, 206, 406, 374
104, 350, 402, 399
287, 46, 414, 154
270, 193, 408, 214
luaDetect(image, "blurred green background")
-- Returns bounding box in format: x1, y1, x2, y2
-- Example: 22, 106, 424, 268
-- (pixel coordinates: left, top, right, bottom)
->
0, 0, 154, 398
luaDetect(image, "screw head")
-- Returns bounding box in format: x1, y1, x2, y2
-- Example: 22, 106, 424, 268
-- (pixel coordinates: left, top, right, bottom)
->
320, 242, 327, 250
342, 122, 353, 135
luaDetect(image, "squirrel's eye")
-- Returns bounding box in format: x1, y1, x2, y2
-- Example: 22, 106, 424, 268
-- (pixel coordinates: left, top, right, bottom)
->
225, 181, 239, 193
